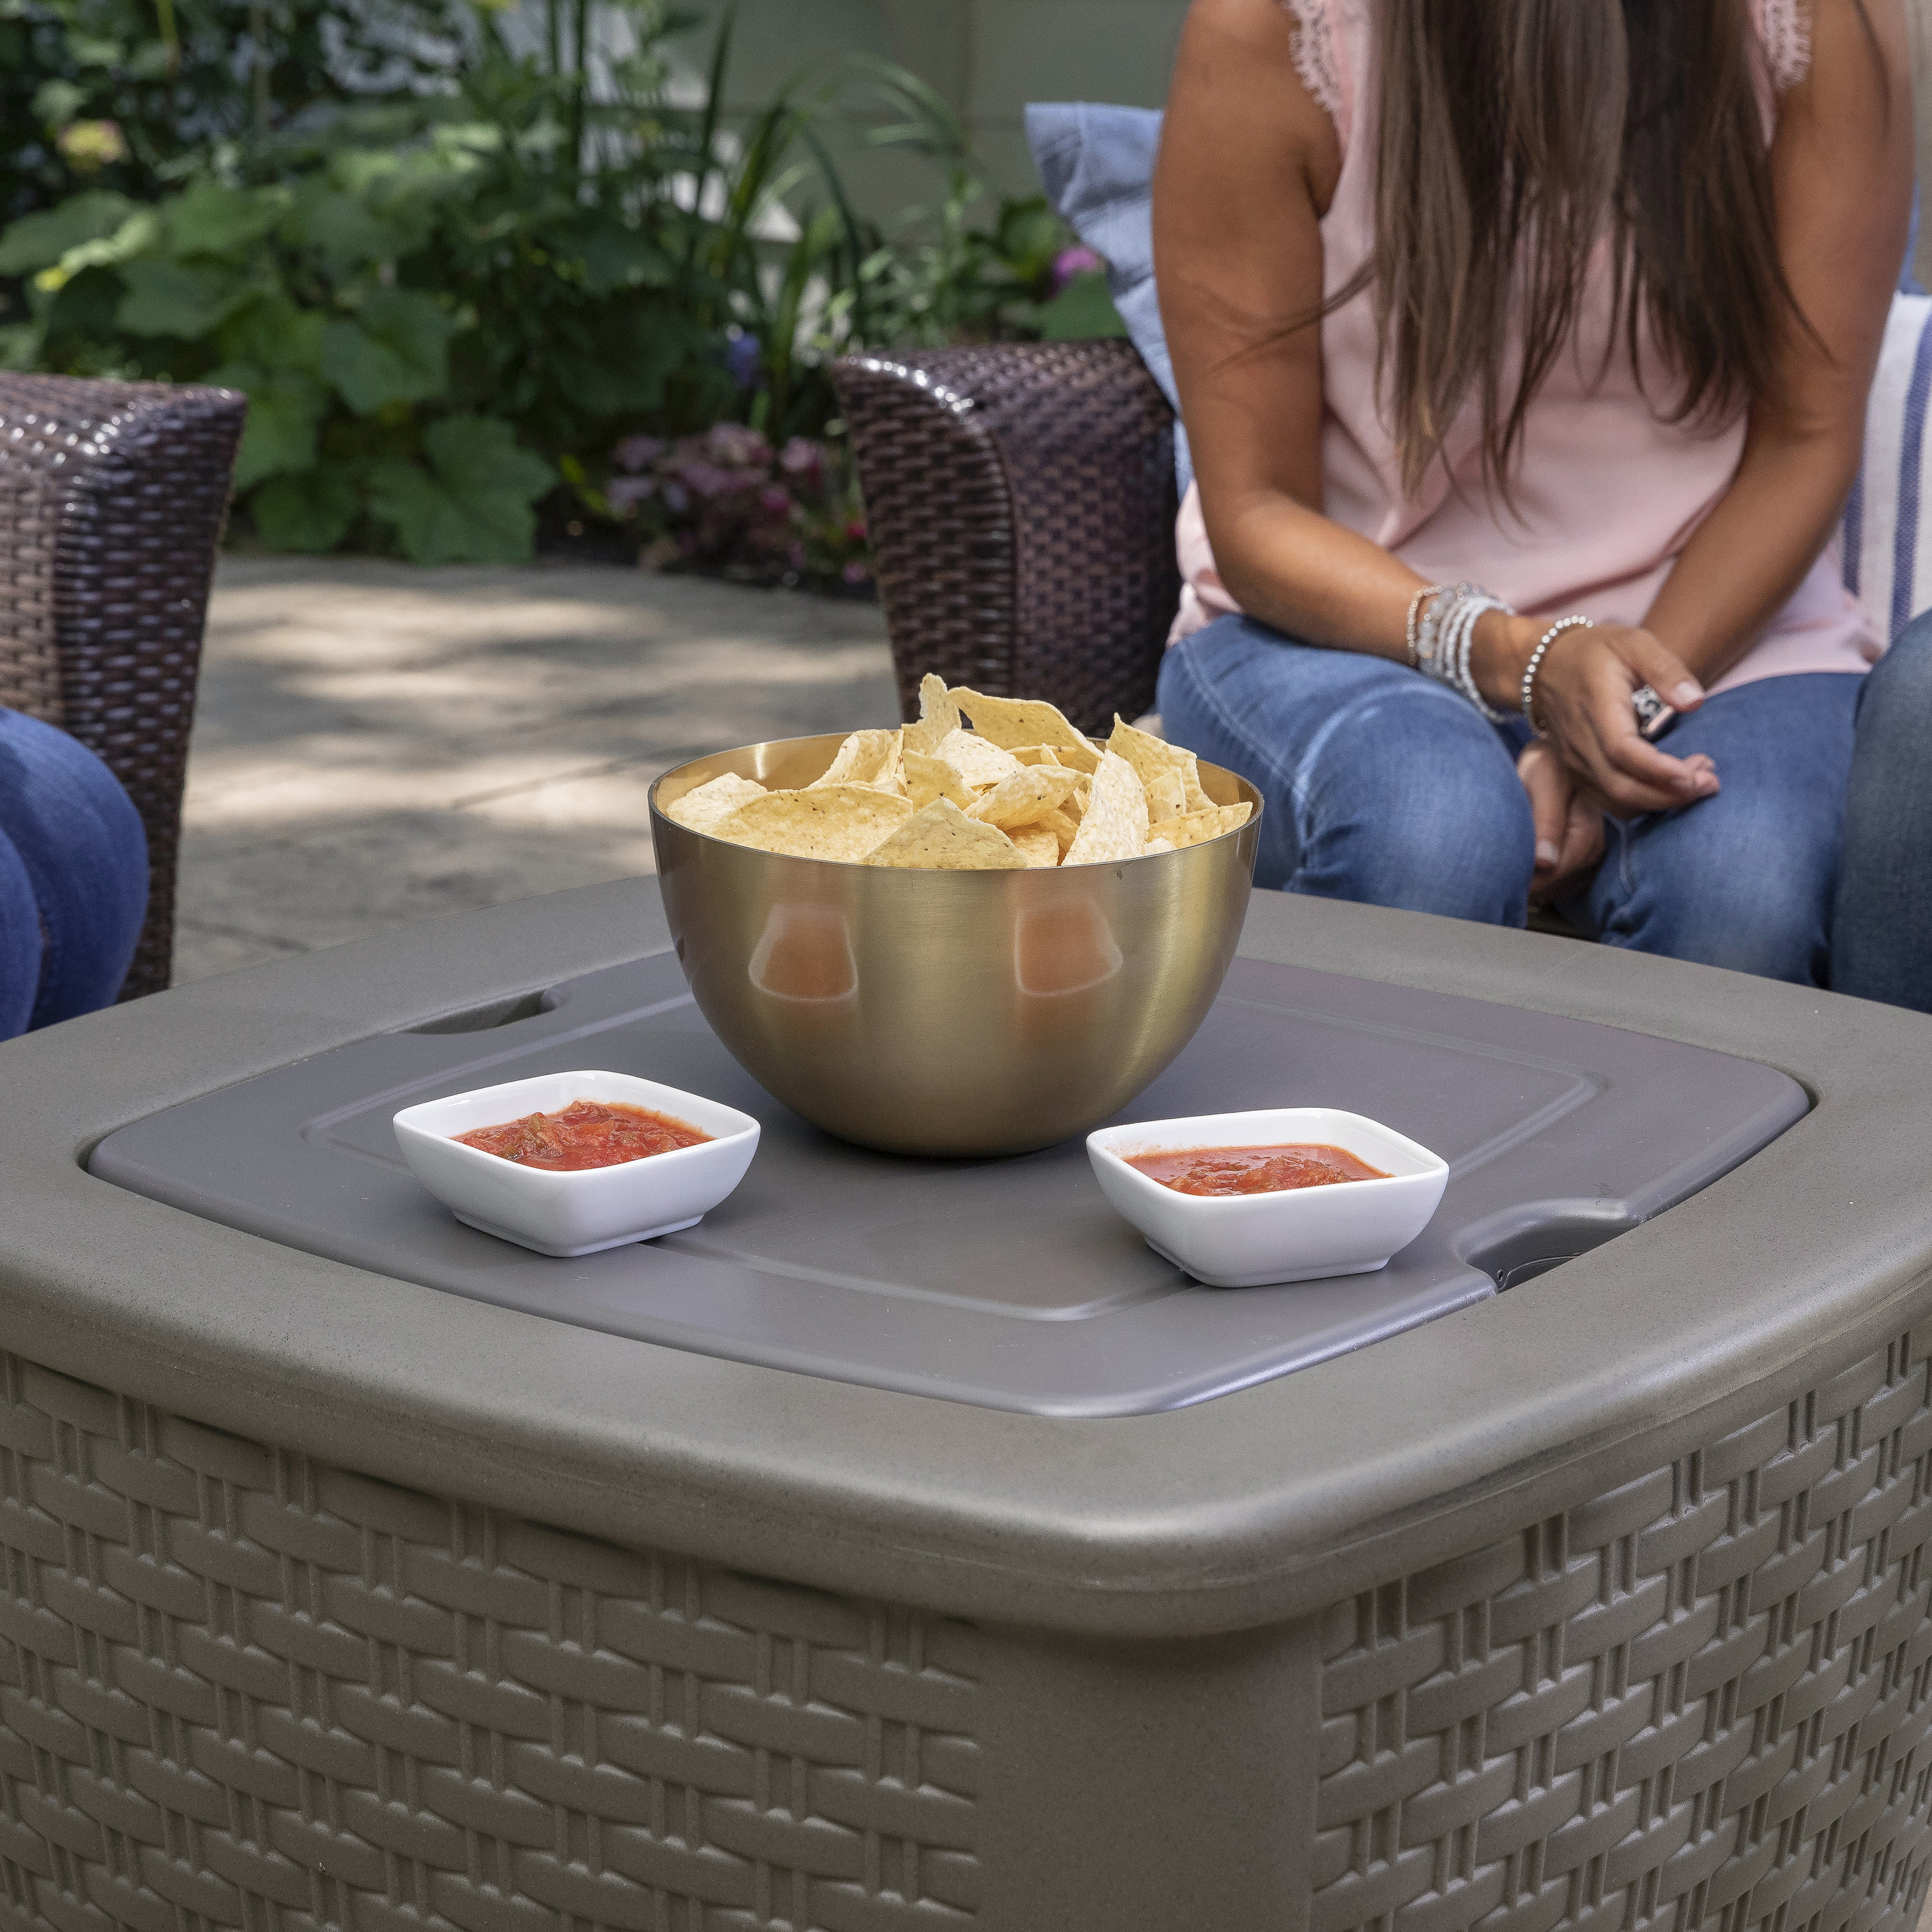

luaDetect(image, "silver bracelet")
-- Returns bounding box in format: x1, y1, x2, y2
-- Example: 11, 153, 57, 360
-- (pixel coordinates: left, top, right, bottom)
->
1521, 615, 1594, 734
1420, 583, 1512, 723
1405, 583, 1447, 670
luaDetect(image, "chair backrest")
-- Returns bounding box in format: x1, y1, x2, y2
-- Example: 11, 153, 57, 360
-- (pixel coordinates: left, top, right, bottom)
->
1845, 294, 1932, 640
0, 376, 245, 999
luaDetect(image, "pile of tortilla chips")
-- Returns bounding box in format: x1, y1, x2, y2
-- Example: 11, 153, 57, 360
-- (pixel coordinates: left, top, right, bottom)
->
663, 675, 1254, 869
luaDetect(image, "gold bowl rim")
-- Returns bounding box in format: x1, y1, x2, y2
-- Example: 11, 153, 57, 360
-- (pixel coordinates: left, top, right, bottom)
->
646, 730, 1263, 872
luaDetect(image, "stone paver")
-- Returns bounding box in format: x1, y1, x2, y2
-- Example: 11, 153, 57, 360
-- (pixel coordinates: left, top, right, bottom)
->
177, 556, 897, 984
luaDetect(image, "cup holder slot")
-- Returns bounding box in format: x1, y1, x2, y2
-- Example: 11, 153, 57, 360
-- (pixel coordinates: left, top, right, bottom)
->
1456, 1201, 1639, 1292
403, 989, 558, 1036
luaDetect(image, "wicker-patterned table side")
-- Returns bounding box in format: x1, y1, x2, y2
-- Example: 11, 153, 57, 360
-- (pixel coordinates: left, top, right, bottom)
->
0, 375, 245, 1001
1315, 1328, 1932, 1932
0, 1354, 980, 1932
832, 342, 1179, 735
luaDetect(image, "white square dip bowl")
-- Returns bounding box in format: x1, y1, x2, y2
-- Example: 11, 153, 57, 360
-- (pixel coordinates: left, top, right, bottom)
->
1087, 1107, 1448, 1288
394, 1070, 760, 1258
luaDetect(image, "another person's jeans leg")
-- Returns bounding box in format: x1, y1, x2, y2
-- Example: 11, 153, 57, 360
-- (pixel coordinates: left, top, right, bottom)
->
0, 708, 149, 1039
1562, 673, 1859, 987
1833, 615, 1932, 1012
1158, 616, 1536, 923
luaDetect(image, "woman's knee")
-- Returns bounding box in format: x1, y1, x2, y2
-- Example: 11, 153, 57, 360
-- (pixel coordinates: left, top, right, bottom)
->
0, 710, 148, 1028
1298, 728, 1533, 923
1856, 617, 1932, 741
1595, 817, 1833, 985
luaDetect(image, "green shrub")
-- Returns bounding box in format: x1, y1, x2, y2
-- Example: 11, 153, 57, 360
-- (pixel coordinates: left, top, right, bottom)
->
0, 0, 1117, 574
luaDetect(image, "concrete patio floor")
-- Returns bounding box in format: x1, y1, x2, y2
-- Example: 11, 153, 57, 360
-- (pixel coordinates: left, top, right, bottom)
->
176, 556, 898, 985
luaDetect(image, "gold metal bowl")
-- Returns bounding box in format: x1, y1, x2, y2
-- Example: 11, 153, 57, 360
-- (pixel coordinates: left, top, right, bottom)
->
650, 733, 1261, 1158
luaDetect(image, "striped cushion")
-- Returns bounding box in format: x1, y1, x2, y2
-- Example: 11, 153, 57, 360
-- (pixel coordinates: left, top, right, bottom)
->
1844, 294, 1932, 638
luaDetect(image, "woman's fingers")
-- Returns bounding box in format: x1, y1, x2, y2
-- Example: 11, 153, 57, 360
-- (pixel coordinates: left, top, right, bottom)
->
1556, 634, 1717, 814
1617, 630, 1706, 716
1516, 742, 1572, 872
1559, 790, 1605, 879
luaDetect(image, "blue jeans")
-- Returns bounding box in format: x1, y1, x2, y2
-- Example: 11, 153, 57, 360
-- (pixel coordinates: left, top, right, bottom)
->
1158, 616, 1860, 985
0, 709, 149, 1039
1834, 612, 1932, 1011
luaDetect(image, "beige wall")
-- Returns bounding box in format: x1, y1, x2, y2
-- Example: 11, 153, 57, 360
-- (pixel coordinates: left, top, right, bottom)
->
670, 0, 1932, 250
665, 0, 1191, 222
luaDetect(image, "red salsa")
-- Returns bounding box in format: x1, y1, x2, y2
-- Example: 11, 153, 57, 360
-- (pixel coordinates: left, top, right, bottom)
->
1126, 1142, 1389, 1197
456, 1100, 712, 1171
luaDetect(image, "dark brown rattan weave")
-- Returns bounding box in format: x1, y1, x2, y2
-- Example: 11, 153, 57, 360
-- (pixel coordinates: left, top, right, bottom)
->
0, 375, 244, 1000
832, 342, 1179, 735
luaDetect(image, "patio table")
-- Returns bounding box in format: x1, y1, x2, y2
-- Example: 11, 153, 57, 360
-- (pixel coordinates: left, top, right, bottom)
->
5, 880, 1932, 1932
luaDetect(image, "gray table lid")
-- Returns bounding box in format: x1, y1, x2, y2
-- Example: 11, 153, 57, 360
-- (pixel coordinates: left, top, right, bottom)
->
89, 952, 1804, 1417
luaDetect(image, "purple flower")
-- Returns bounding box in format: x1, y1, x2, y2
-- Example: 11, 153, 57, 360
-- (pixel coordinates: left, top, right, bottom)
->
661, 481, 690, 514
724, 331, 762, 389
606, 475, 656, 514
842, 560, 870, 585
1050, 245, 1102, 294
671, 459, 742, 501
758, 486, 792, 518
611, 433, 667, 473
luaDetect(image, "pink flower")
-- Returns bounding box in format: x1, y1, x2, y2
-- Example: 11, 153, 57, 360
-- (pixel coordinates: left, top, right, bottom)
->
758, 486, 792, 518
1050, 245, 1102, 294
704, 423, 770, 469
842, 560, 870, 585
844, 518, 867, 543
778, 437, 825, 481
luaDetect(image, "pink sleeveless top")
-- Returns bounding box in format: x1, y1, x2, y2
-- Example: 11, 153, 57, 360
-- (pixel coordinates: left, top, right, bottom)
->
1170, 0, 1884, 693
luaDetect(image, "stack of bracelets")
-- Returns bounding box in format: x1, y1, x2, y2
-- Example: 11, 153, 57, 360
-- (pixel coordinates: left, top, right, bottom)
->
1408, 584, 1649, 738
1406, 582, 1514, 724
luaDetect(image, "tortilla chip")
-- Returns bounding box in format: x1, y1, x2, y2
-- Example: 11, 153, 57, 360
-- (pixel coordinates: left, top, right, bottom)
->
903, 749, 972, 812
903, 673, 962, 758
1061, 751, 1150, 867
867, 729, 908, 797
810, 728, 898, 789
954, 689, 1094, 757
1144, 766, 1187, 823
1151, 801, 1254, 848
711, 785, 912, 861
1010, 827, 1061, 868
664, 771, 768, 834
1037, 805, 1083, 857
1009, 745, 1063, 766
863, 798, 1027, 870
965, 765, 1082, 829
1144, 836, 1175, 855
933, 728, 1026, 790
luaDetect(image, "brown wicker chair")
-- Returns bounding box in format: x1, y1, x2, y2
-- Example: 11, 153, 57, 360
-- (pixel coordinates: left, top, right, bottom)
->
0, 375, 245, 1000
832, 339, 1177, 734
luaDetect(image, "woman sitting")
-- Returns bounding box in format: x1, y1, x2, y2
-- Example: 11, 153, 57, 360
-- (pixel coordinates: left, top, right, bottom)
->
1154, 0, 1908, 984
0, 709, 150, 1039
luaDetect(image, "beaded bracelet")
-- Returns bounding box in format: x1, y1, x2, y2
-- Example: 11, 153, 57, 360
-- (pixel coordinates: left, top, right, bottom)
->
1520, 615, 1595, 734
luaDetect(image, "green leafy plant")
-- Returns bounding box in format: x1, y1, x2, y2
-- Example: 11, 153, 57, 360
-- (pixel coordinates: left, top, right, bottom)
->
0, 0, 1116, 576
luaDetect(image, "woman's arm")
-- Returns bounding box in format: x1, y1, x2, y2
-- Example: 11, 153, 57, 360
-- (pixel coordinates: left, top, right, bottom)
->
1155, 0, 1710, 814
1637, 0, 1911, 683
1154, 0, 1410, 654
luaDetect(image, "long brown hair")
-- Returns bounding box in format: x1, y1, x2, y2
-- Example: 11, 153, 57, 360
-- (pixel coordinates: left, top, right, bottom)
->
1366, 0, 1825, 498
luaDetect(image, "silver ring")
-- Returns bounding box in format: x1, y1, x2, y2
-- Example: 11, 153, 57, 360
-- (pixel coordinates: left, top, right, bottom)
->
1631, 685, 1668, 731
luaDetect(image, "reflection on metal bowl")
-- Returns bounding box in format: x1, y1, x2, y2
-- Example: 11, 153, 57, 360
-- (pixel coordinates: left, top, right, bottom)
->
651, 731, 1262, 1157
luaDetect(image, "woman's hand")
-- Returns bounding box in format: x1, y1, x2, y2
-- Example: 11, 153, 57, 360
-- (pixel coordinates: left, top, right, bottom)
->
1516, 740, 1605, 901
1478, 615, 1720, 816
